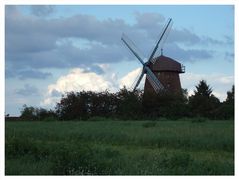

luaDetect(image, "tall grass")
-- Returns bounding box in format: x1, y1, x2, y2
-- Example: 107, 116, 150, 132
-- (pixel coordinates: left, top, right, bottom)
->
5, 118, 234, 175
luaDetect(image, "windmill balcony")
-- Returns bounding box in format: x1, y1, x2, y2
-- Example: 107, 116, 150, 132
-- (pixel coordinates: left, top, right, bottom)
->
181, 65, 185, 73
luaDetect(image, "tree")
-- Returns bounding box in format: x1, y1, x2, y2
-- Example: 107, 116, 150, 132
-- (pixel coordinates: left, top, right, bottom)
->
55, 90, 119, 120
88, 90, 117, 117
225, 85, 234, 105
116, 87, 143, 119
142, 89, 189, 119
194, 80, 212, 97
189, 80, 220, 118
217, 85, 234, 119
55, 92, 88, 120
20, 105, 57, 120
20, 104, 37, 120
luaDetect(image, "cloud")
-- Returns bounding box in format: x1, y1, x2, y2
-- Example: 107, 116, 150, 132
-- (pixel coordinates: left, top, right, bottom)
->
42, 68, 118, 106
134, 12, 165, 29
30, 5, 55, 17
19, 70, 52, 80
162, 43, 213, 62
119, 67, 145, 89
43, 66, 142, 106
5, 6, 229, 80
15, 84, 39, 96
6, 69, 52, 80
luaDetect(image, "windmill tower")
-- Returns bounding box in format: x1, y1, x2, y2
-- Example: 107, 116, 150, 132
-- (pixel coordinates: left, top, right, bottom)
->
144, 54, 185, 95
121, 18, 185, 95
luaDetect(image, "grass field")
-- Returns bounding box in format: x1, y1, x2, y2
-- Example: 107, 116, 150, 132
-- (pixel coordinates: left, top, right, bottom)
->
5, 118, 234, 175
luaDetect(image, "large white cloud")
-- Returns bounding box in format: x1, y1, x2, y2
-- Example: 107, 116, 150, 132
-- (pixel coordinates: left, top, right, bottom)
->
42, 68, 118, 106
119, 67, 145, 89
42, 66, 144, 106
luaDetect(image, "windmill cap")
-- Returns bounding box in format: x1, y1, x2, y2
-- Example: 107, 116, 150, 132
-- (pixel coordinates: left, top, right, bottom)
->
150, 55, 185, 73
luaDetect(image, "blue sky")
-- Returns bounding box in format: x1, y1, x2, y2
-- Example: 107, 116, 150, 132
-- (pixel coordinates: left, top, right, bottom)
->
5, 5, 234, 116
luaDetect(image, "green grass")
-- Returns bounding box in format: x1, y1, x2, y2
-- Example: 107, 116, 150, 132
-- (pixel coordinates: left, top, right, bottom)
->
5, 118, 234, 175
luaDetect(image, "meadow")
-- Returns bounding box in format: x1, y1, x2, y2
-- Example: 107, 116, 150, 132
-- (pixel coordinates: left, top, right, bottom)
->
5, 118, 234, 175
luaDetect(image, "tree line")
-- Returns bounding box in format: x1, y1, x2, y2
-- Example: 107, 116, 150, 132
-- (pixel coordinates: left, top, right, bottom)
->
18, 80, 234, 121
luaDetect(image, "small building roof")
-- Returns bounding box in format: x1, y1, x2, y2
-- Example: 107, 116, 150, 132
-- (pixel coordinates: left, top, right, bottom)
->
149, 55, 185, 73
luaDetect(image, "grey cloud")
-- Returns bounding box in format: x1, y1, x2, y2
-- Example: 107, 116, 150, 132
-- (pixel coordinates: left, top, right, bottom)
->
30, 5, 55, 17
5, 5, 224, 80
56, 41, 127, 67
169, 28, 201, 45
6, 49, 67, 70
134, 12, 165, 29
15, 84, 39, 96
18, 70, 52, 80
163, 43, 213, 62
5, 68, 16, 78
133, 13, 224, 47
6, 33, 57, 53
6, 68, 52, 80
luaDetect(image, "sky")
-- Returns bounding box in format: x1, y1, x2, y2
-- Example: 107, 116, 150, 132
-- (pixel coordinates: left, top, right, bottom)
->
5, 5, 234, 116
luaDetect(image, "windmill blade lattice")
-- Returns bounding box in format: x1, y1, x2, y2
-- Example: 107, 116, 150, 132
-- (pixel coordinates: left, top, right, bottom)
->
121, 18, 173, 93
148, 18, 173, 64
144, 66, 164, 91
133, 68, 145, 91
121, 33, 145, 65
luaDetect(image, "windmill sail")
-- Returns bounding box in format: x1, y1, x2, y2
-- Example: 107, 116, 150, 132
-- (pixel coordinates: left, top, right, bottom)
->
146, 75, 160, 92
148, 18, 173, 64
133, 69, 145, 91
121, 33, 145, 65
121, 18, 174, 93
145, 66, 164, 91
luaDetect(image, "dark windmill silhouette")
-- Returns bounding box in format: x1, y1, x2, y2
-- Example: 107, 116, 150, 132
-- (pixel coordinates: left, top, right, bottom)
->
121, 18, 185, 95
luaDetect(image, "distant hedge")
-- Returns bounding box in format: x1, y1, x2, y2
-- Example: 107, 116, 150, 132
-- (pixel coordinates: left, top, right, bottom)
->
18, 81, 234, 121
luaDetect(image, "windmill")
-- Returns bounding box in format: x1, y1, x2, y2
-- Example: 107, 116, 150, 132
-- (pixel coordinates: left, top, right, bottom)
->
121, 18, 185, 95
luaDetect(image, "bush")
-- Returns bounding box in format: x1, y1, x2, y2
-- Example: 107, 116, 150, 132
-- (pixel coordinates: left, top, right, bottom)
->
19, 83, 234, 121
20, 105, 57, 121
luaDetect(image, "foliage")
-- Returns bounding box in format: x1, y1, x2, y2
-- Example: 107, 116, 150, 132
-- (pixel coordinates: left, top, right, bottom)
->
188, 80, 221, 119
5, 120, 234, 175
215, 85, 234, 119
225, 85, 234, 104
19, 81, 234, 121
55, 87, 143, 120
116, 88, 143, 119
55, 91, 117, 120
20, 105, 36, 120
143, 90, 189, 119
194, 80, 212, 97
20, 105, 57, 121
